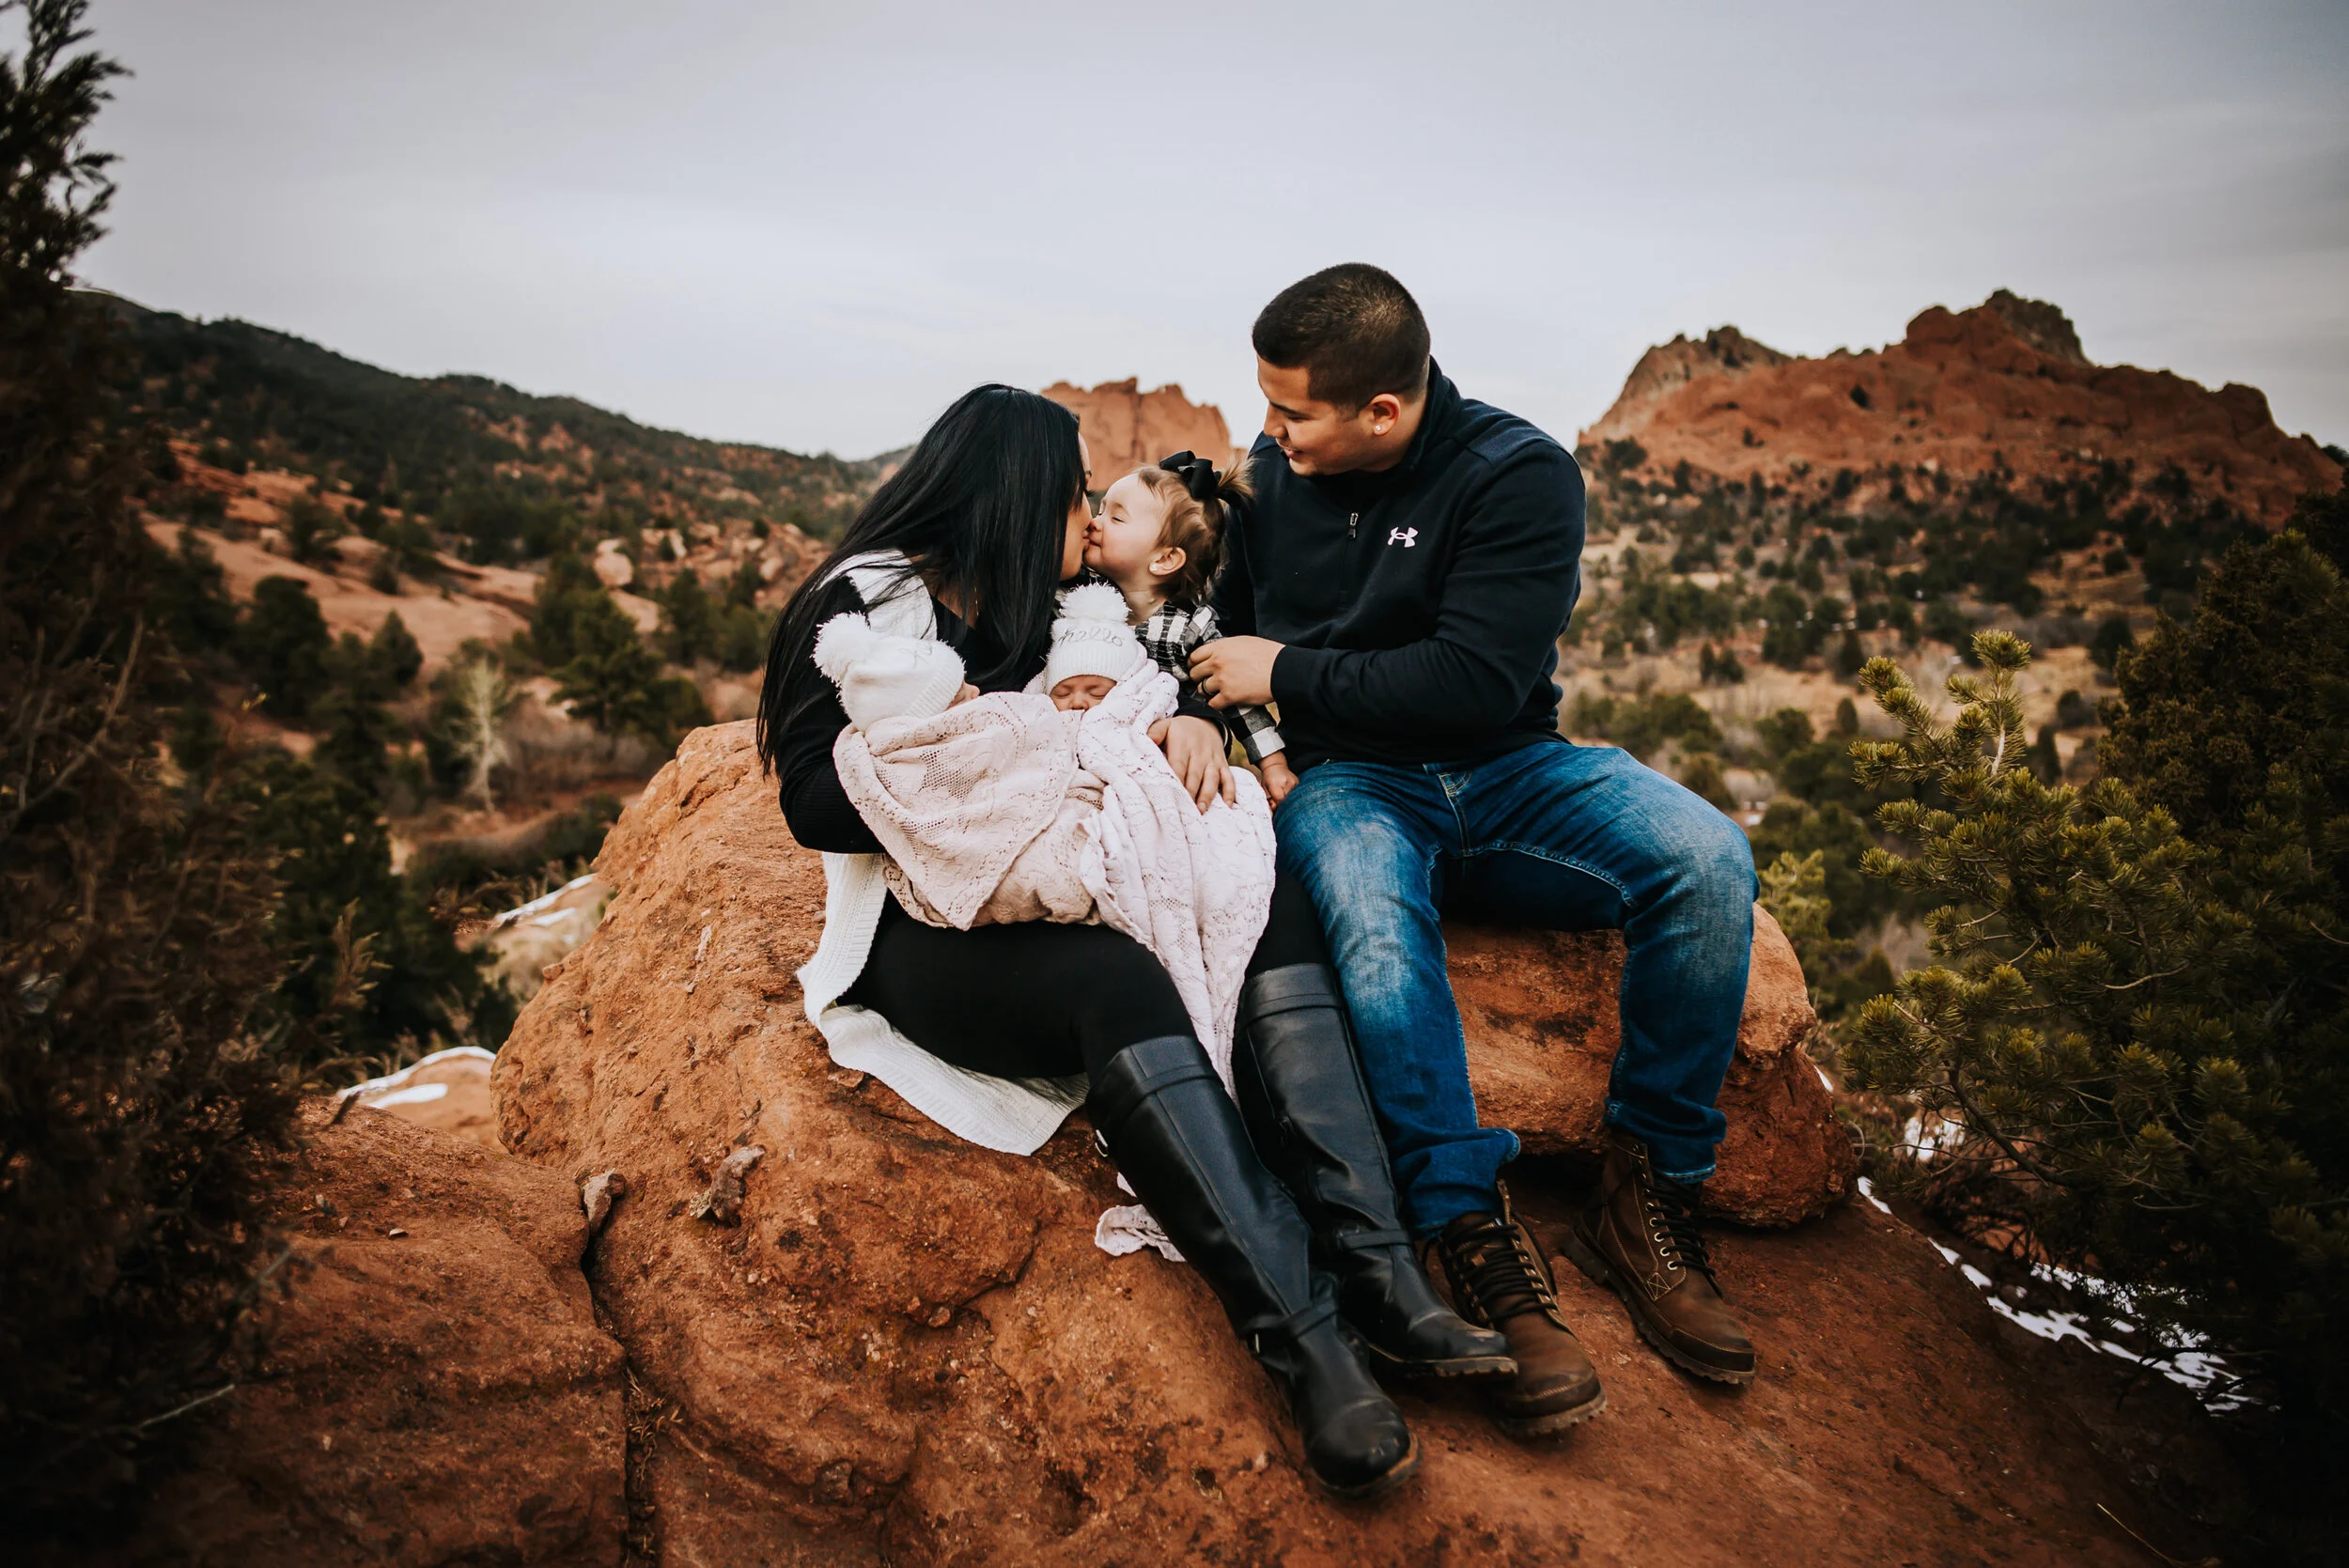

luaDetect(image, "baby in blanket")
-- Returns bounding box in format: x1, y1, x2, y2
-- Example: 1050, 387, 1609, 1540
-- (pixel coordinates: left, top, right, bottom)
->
812, 581, 1141, 929
812, 582, 1278, 1066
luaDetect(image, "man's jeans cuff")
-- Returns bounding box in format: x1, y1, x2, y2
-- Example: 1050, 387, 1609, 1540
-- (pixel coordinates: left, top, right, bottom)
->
1605, 1109, 1717, 1186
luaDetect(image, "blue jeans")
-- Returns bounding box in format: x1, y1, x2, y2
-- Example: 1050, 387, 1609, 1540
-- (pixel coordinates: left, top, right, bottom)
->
1275, 740, 1758, 1234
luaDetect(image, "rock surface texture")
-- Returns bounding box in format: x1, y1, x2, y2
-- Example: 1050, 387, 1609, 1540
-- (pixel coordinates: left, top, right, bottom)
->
127, 1100, 627, 1566
1579, 290, 2341, 525
1042, 378, 1242, 483
478, 722, 2182, 1565
1449, 911, 1853, 1226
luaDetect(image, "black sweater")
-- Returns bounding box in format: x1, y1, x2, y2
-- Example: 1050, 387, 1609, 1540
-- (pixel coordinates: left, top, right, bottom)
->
775, 572, 1222, 853
1214, 365, 1585, 770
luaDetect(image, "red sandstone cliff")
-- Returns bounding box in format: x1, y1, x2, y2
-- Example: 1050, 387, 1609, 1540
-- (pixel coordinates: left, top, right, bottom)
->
1579, 291, 2341, 524
1042, 379, 1243, 487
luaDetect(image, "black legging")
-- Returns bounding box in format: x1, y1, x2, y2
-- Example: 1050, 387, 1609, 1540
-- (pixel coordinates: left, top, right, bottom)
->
842, 871, 1330, 1086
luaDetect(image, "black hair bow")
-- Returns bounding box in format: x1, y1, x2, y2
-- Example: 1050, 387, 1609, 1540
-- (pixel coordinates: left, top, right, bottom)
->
1158, 450, 1219, 502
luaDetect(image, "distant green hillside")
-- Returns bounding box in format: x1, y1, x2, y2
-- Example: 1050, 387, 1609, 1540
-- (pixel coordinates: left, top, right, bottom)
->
105, 295, 895, 541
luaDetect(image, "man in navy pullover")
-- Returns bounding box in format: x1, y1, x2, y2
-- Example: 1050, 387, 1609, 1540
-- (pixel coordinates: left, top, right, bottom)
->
1192, 265, 1760, 1434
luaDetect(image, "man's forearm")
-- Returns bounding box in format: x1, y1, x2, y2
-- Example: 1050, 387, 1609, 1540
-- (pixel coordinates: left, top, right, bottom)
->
1272, 638, 1538, 736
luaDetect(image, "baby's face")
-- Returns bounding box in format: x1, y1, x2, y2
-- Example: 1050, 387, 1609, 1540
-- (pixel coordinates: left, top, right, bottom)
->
1050, 675, 1117, 711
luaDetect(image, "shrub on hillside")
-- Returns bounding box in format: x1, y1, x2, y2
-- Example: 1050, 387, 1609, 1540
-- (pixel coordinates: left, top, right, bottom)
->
280, 492, 340, 565
236, 575, 332, 719
310, 615, 420, 800
1, 0, 298, 1521
1565, 690, 1723, 761
556, 600, 711, 750
405, 791, 622, 904
443, 486, 575, 564
226, 750, 509, 1079
1758, 584, 1835, 667
152, 526, 239, 662
1844, 607, 2347, 1416
1697, 641, 1745, 685
521, 549, 616, 667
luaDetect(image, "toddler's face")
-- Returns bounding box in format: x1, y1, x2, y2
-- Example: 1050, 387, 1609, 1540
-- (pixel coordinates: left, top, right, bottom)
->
1050, 675, 1116, 711
1084, 474, 1174, 593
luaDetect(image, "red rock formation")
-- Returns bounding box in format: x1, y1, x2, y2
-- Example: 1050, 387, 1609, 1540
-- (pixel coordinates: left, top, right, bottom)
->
471, 722, 2181, 1565
1042, 379, 1241, 487
1450, 911, 1852, 1228
1579, 291, 2341, 525
126, 1101, 626, 1565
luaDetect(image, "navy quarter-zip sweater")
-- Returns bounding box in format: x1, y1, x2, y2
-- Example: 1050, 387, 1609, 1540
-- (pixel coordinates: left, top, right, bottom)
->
1214, 365, 1585, 771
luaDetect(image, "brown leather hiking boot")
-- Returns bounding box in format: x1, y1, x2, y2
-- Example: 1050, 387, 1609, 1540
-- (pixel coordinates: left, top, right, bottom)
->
1428, 1188, 1606, 1435
1562, 1129, 1756, 1386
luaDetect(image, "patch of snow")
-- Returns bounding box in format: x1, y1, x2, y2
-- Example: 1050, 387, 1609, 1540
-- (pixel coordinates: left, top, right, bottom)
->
339, 1045, 495, 1101
488, 872, 601, 930
1871, 1180, 2248, 1412
366, 1082, 450, 1110
1855, 1175, 1894, 1216
1897, 1111, 1961, 1162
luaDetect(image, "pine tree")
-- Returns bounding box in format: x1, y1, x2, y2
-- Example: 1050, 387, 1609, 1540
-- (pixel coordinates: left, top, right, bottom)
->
151, 527, 238, 661
236, 575, 331, 719
1, 0, 296, 1520
311, 632, 398, 797
522, 549, 613, 667
554, 591, 710, 750
1844, 606, 2347, 1410
225, 750, 506, 1078
659, 565, 717, 664
368, 610, 422, 691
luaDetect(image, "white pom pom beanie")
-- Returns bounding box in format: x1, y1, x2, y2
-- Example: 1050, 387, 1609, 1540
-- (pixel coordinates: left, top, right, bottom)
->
812, 612, 967, 730
1043, 582, 1143, 693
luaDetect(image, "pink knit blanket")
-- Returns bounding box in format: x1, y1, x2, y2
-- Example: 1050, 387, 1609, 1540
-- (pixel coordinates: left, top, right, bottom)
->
832, 662, 1277, 1079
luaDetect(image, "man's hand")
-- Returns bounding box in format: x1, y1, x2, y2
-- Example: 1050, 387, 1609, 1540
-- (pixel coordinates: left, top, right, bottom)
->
1190, 636, 1283, 710
1148, 714, 1236, 813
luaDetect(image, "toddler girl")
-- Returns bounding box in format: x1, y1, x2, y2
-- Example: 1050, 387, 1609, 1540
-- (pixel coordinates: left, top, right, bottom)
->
1086, 451, 1296, 803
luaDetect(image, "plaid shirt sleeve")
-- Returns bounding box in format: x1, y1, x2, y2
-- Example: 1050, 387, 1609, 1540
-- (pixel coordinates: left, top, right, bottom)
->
1141, 603, 1285, 765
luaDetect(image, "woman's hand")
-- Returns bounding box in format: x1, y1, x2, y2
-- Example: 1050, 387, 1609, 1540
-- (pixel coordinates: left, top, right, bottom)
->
1149, 715, 1237, 813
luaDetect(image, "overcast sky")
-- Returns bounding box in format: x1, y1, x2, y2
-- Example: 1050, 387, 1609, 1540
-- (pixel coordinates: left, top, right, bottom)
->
65, 0, 2349, 459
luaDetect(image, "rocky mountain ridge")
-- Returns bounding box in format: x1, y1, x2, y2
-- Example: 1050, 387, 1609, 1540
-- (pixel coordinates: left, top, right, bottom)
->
1579, 290, 2341, 526
1041, 378, 1243, 484
112, 298, 903, 542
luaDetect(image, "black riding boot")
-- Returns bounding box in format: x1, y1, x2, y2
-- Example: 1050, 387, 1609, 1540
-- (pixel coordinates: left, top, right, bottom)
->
1234, 965, 1515, 1380
1090, 1034, 1418, 1500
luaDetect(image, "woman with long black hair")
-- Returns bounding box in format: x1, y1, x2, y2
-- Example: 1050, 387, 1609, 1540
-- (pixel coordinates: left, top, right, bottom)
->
756, 385, 1508, 1500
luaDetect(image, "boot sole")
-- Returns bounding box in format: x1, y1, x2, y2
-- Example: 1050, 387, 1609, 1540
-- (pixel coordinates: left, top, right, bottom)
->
1361, 1344, 1518, 1382
1558, 1231, 1756, 1388
1498, 1384, 1609, 1436
1315, 1431, 1420, 1502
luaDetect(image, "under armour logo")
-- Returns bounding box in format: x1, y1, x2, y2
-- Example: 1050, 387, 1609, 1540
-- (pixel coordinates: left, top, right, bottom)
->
1387, 527, 1418, 548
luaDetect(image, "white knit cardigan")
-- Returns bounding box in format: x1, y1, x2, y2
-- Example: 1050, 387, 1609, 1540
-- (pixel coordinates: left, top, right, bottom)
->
792, 551, 1090, 1152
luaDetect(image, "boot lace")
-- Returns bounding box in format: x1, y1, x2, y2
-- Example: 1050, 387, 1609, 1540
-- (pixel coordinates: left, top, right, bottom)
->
1442, 1217, 1554, 1327
1645, 1178, 1719, 1291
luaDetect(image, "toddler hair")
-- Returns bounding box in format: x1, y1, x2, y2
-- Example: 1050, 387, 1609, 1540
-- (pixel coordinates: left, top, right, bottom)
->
1135, 450, 1254, 608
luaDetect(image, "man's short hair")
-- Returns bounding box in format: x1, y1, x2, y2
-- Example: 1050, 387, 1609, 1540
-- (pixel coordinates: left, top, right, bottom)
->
1252, 263, 1431, 411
